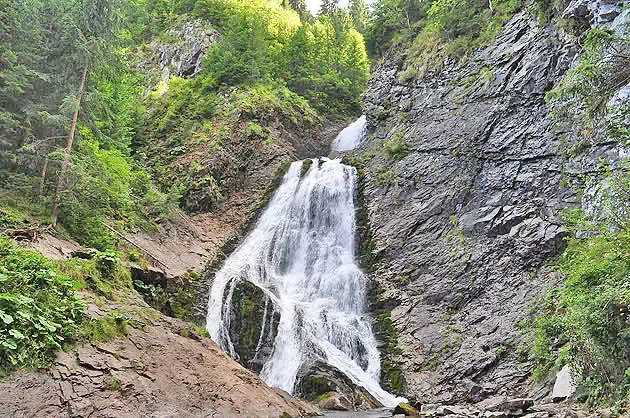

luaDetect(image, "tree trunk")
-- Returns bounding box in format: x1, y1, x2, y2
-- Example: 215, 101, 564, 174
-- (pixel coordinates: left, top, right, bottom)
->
38, 128, 55, 201
51, 57, 88, 227
38, 158, 49, 201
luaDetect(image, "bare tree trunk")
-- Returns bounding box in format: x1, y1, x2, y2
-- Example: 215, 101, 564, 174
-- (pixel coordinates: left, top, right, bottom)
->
51, 57, 88, 227
38, 158, 49, 201
488, 0, 494, 13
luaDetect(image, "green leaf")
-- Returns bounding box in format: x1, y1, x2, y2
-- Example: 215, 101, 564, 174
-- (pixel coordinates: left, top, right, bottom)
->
0, 311, 14, 324
8, 329, 25, 339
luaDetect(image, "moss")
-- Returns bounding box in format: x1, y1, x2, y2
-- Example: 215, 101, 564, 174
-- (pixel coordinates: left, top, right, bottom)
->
393, 402, 419, 416
382, 131, 409, 160
315, 391, 334, 403
301, 158, 313, 177
169, 270, 201, 321
83, 313, 130, 343
343, 157, 406, 395
374, 311, 405, 394
179, 324, 210, 340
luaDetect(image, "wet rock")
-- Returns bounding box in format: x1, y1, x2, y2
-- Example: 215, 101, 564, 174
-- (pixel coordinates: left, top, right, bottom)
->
295, 361, 381, 410
551, 365, 576, 402
316, 391, 354, 410
393, 402, 420, 416
228, 280, 280, 373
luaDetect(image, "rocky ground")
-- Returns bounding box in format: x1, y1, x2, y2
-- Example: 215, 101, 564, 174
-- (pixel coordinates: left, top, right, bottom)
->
0, 289, 320, 417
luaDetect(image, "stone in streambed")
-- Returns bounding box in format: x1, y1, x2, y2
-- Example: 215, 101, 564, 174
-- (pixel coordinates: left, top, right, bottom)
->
227, 280, 279, 373
316, 391, 353, 410
295, 361, 381, 411
393, 402, 420, 416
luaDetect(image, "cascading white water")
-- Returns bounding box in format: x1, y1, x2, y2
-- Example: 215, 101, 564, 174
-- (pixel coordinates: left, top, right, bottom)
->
331, 115, 367, 152
206, 157, 404, 407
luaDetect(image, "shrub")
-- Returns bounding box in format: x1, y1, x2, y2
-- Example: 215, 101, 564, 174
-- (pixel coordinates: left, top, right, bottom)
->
82, 313, 130, 343
0, 236, 86, 375
383, 132, 410, 160
532, 227, 630, 407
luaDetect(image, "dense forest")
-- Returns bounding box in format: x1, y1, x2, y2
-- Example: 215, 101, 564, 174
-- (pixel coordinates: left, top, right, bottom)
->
0, 0, 629, 415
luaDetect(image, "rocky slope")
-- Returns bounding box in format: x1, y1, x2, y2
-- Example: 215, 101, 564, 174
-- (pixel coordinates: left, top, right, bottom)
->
359, 0, 627, 406
0, 290, 319, 417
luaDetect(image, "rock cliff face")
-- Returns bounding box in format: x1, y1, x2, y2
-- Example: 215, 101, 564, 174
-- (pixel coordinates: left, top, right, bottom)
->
360, 2, 626, 405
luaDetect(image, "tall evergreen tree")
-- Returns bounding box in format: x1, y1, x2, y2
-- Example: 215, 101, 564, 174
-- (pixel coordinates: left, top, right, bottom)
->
349, 0, 368, 33
288, 0, 311, 21
318, 0, 338, 16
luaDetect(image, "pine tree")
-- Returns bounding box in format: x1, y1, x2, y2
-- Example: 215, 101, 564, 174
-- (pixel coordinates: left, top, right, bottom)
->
349, 0, 368, 33
318, 0, 338, 16
288, 0, 311, 21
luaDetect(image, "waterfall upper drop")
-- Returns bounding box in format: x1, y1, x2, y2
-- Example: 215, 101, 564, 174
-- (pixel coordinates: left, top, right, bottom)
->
331, 115, 367, 152
206, 158, 404, 407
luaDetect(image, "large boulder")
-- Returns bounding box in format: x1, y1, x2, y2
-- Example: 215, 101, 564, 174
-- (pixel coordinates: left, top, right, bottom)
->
228, 280, 280, 373
295, 361, 381, 410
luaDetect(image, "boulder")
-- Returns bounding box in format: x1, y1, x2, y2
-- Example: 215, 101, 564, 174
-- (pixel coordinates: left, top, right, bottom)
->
551, 365, 576, 402
498, 398, 534, 416
393, 402, 420, 416
316, 391, 353, 411
421, 403, 445, 416
227, 280, 280, 373
295, 361, 381, 410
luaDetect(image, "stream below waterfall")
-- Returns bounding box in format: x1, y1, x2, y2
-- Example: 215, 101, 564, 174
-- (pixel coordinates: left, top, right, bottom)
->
206, 116, 403, 407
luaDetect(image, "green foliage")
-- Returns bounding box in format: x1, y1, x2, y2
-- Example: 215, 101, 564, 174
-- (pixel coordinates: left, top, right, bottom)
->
532, 166, 630, 408
367, 0, 522, 66
546, 28, 630, 137
54, 252, 132, 299
532, 226, 630, 407
0, 236, 86, 375
192, 0, 369, 115
1, 0, 179, 250
82, 312, 130, 342
383, 132, 410, 160
365, 0, 425, 55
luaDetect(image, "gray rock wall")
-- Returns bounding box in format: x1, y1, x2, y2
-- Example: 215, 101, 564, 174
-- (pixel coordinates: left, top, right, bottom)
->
360, 4, 626, 405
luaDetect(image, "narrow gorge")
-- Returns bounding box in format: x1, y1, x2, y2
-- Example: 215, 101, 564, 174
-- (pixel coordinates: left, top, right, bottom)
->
1, 0, 628, 416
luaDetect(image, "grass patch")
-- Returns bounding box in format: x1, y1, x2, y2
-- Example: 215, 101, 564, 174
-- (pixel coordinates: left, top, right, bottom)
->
82, 313, 130, 343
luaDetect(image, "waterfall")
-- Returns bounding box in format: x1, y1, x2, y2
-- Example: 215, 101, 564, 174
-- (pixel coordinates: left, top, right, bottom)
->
331, 115, 367, 152
206, 158, 404, 408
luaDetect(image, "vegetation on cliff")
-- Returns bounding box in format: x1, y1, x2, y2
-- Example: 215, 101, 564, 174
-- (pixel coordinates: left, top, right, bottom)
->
1, 0, 369, 250
531, 24, 630, 410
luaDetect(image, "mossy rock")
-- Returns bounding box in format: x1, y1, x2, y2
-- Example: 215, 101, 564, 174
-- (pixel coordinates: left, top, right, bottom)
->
393, 402, 419, 416
295, 361, 381, 410
228, 280, 279, 373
